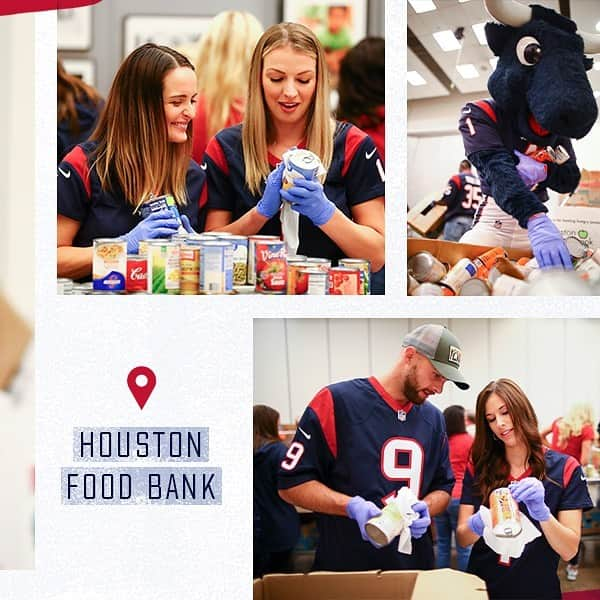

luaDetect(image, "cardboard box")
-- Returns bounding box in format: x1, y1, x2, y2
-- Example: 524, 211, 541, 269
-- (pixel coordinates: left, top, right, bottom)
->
550, 205, 600, 252
253, 569, 487, 600
0, 295, 32, 390
408, 196, 447, 237
563, 169, 600, 207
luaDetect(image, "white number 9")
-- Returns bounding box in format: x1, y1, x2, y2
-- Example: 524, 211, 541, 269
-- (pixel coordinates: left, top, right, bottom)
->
381, 437, 424, 497
281, 441, 305, 471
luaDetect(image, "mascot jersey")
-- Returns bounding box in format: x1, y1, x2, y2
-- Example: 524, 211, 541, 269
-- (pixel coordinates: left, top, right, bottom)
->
461, 450, 592, 600
278, 377, 454, 571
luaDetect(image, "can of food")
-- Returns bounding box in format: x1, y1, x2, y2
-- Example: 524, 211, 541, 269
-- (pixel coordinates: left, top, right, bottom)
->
576, 255, 600, 286
440, 258, 477, 294
226, 235, 249, 285
287, 263, 310, 295
199, 241, 233, 294
305, 268, 328, 295
408, 274, 420, 295
204, 231, 233, 238
186, 233, 218, 245
473, 247, 507, 278
139, 194, 182, 224
57, 278, 74, 295
339, 258, 371, 295
93, 238, 127, 291
408, 252, 447, 283
282, 149, 324, 188
248, 235, 280, 285
564, 235, 588, 259
328, 267, 361, 295
490, 488, 522, 537
255, 240, 287, 294
170, 232, 189, 245
126, 255, 148, 293
146, 240, 180, 294
287, 255, 307, 264
492, 273, 530, 296
459, 277, 491, 296
410, 282, 446, 296
179, 245, 200, 294
138, 240, 150, 257
303, 258, 332, 273
365, 502, 406, 547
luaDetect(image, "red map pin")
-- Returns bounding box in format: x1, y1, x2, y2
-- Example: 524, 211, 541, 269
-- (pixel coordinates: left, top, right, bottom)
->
127, 366, 156, 410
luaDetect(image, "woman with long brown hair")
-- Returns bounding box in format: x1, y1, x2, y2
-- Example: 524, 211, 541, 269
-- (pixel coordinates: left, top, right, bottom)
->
456, 379, 592, 599
57, 43, 205, 280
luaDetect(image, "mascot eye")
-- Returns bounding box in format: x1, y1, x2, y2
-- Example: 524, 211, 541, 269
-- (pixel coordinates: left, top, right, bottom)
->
516, 36, 542, 66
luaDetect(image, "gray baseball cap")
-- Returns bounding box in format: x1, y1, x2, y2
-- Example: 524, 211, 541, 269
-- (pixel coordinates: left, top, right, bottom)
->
402, 324, 469, 390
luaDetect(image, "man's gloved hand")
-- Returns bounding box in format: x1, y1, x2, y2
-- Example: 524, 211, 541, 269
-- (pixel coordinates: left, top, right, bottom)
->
280, 178, 336, 226
409, 501, 431, 539
346, 496, 382, 545
514, 150, 548, 188
256, 162, 285, 218
123, 210, 180, 253
467, 509, 485, 537
527, 214, 572, 270
509, 477, 551, 522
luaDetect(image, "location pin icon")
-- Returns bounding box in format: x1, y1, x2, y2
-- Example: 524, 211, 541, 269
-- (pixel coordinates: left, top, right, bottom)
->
127, 366, 156, 410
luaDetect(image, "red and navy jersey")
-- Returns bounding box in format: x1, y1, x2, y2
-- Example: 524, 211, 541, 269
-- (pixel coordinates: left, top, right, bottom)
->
58, 141, 207, 248
278, 377, 454, 571
204, 122, 385, 261
439, 172, 481, 222
461, 449, 593, 599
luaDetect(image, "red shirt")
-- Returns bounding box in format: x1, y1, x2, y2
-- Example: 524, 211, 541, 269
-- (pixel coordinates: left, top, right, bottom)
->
550, 418, 594, 462
449, 432, 473, 499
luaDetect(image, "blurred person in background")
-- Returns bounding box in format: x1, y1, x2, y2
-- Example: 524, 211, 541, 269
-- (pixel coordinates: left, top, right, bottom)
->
57, 60, 104, 163
254, 405, 300, 578
191, 11, 263, 164
465, 410, 476, 437
336, 37, 384, 164
318, 5, 353, 89
433, 405, 473, 571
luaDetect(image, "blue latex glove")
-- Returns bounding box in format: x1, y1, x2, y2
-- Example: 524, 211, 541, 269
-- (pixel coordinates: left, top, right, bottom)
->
346, 496, 382, 545
514, 150, 548, 188
509, 477, 551, 522
467, 510, 485, 537
256, 162, 285, 218
409, 501, 431, 539
180, 214, 196, 235
280, 178, 336, 226
123, 210, 180, 253
527, 214, 573, 270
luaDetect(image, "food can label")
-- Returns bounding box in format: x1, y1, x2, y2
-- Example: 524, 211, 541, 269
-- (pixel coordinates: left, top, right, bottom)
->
327, 268, 361, 295
200, 243, 233, 294
255, 241, 287, 294
93, 239, 127, 291
126, 256, 148, 292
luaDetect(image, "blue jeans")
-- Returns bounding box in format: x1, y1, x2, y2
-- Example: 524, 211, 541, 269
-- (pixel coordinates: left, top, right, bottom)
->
433, 498, 472, 571
443, 216, 473, 242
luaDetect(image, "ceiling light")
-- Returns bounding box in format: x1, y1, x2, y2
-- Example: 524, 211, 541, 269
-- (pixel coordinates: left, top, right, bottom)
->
408, 0, 437, 13
407, 71, 427, 86
433, 30, 462, 51
596, 20, 600, 32
456, 63, 480, 79
472, 22, 487, 45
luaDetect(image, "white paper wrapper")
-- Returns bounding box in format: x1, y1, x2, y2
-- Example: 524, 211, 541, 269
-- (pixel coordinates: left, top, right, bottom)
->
280, 203, 300, 257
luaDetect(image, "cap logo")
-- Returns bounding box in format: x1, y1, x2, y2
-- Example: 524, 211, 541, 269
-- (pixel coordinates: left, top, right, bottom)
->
448, 345, 461, 367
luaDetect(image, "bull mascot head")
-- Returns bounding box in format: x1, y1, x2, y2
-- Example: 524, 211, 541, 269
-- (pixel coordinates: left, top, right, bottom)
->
485, 0, 600, 141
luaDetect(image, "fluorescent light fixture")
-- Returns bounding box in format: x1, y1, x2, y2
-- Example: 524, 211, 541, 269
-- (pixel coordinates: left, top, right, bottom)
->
472, 22, 487, 45
456, 63, 480, 79
407, 70, 427, 86
596, 20, 600, 32
408, 0, 437, 13
433, 30, 462, 51
490, 57, 499, 70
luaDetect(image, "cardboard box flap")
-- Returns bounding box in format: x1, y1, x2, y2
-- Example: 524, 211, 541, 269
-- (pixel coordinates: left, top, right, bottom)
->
411, 569, 486, 599
0, 294, 32, 390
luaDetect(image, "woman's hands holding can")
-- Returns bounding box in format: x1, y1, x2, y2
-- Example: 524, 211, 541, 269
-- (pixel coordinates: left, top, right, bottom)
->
256, 162, 285, 218
123, 210, 180, 253
346, 496, 382, 545
280, 178, 336, 226
509, 477, 550, 522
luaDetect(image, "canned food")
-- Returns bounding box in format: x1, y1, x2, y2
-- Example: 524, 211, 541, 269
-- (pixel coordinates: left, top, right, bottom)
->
410, 282, 446, 296
576, 255, 600, 286
255, 240, 287, 294
146, 241, 180, 294
126, 255, 148, 293
492, 274, 530, 296
303, 258, 332, 273
199, 241, 233, 294
287, 263, 310, 295
328, 267, 361, 295
440, 258, 477, 294
408, 252, 447, 283
564, 235, 588, 259
472, 247, 507, 278
287, 255, 307, 264
365, 502, 406, 547
226, 235, 249, 285
490, 488, 522, 537
282, 148, 325, 188
408, 274, 420, 295
138, 240, 149, 257
339, 258, 371, 295
248, 235, 280, 285
459, 278, 491, 296
186, 233, 219, 245
139, 194, 182, 225
304, 268, 328, 295
93, 238, 127, 291
179, 246, 200, 294
57, 278, 74, 295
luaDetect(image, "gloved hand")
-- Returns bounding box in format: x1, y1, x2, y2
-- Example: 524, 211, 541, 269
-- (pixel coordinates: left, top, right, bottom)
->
514, 150, 548, 188
409, 501, 431, 539
509, 477, 551, 522
527, 214, 572, 270
346, 496, 382, 545
256, 162, 285, 218
467, 509, 485, 537
180, 214, 196, 235
123, 210, 180, 253
280, 178, 336, 226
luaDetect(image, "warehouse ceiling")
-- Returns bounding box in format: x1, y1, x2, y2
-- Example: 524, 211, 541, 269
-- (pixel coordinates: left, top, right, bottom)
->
407, 0, 600, 101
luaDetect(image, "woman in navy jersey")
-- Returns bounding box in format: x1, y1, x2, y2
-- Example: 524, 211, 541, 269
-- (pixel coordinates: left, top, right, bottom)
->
457, 379, 592, 599
203, 23, 385, 292
57, 43, 206, 280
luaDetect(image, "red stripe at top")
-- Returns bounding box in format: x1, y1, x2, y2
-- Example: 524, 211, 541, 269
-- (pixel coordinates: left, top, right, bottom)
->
309, 387, 337, 459
205, 137, 229, 176
451, 174, 462, 190
369, 376, 414, 416
563, 456, 579, 487
63, 145, 91, 199
474, 100, 498, 124
342, 126, 368, 178
0, 0, 101, 15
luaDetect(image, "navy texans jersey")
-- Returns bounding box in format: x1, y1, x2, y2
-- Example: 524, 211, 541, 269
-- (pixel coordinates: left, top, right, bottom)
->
439, 172, 481, 222
461, 449, 593, 599
204, 122, 385, 261
278, 377, 454, 571
58, 141, 206, 249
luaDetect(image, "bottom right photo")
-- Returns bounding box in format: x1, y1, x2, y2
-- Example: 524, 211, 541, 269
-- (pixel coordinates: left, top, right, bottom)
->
253, 318, 600, 599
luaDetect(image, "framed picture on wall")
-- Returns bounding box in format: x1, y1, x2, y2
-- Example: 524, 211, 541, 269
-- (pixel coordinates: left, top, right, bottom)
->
57, 6, 93, 51
61, 58, 96, 88
123, 15, 214, 59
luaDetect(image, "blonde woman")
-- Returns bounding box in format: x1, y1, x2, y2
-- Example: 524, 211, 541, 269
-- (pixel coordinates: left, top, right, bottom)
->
57, 44, 206, 280
203, 23, 385, 291
191, 11, 263, 163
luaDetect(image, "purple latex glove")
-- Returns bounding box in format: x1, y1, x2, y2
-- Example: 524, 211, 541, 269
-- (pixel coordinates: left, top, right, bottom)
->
467, 510, 485, 537
527, 214, 573, 270
514, 150, 548, 188
346, 496, 382, 545
280, 178, 336, 226
180, 214, 196, 234
123, 210, 179, 254
256, 162, 285, 218
409, 501, 431, 539
509, 477, 551, 522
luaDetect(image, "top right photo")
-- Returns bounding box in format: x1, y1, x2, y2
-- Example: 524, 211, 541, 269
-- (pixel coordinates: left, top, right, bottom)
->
407, 0, 600, 296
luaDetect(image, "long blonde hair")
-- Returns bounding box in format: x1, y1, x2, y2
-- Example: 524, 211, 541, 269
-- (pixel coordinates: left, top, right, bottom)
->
557, 403, 594, 447
195, 11, 263, 140
243, 22, 335, 195
91, 43, 195, 207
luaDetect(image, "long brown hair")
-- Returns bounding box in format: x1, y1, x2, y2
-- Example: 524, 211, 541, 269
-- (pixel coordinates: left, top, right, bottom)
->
472, 379, 546, 504
253, 405, 281, 453
91, 43, 195, 207
243, 22, 334, 195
